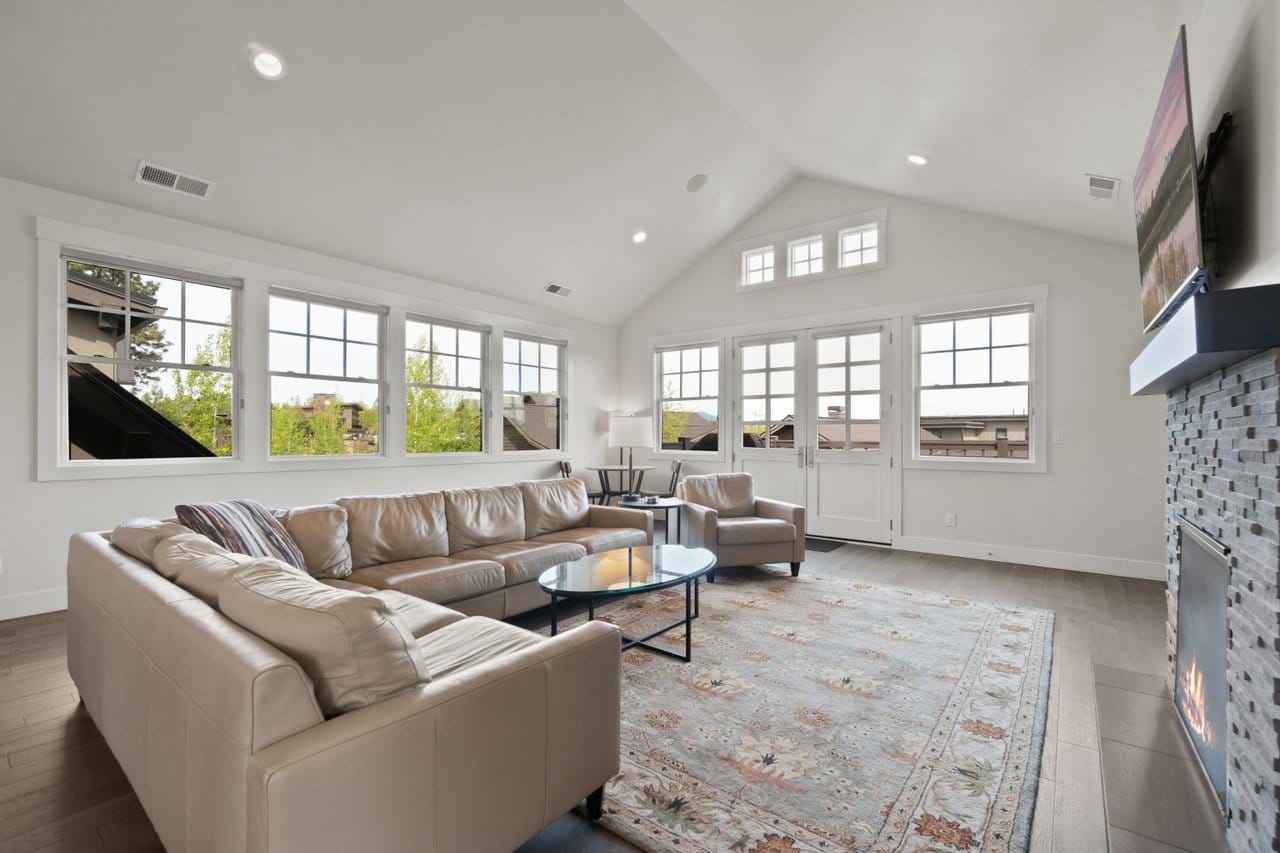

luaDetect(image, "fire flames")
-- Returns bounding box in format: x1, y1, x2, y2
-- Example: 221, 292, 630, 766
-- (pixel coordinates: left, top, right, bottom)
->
1178, 656, 1214, 746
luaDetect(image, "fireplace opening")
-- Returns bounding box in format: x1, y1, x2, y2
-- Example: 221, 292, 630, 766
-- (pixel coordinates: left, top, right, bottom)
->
1175, 517, 1230, 813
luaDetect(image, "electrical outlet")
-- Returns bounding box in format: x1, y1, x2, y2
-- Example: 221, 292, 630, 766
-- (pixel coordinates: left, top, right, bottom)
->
945, 512, 958, 528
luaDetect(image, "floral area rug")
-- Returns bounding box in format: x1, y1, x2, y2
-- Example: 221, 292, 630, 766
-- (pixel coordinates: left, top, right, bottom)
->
553, 567, 1053, 852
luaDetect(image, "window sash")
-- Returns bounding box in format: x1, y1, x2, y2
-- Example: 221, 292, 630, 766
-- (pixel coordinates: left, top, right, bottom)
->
268, 291, 385, 382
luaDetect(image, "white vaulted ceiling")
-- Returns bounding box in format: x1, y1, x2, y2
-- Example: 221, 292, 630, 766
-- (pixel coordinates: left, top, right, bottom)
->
0, 1, 1205, 319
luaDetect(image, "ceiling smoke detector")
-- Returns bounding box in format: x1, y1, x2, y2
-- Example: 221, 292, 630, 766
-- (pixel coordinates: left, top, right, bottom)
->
134, 160, 214, 200
543, 282, 574, 297
1086, 173, 1121, 201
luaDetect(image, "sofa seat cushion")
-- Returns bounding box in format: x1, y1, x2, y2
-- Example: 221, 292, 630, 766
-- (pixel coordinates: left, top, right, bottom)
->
274, 504, 353, 579
370, 590, 466, 638
531, 526, 648, 554
219, 558, 430, 716
417, 616, 542, 680
152, 532, 260, 606
519, 478, 590, 537
347, 557, 505, 604
110, 517, 192, 565
717, 516, 797, 546
336, 492, 449, 569
175, 499, 308, 571
451, 541, 586, 586
443, 485, 526, 553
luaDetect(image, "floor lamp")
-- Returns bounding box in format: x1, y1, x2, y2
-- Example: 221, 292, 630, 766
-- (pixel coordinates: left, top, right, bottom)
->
608, 414, 652, 498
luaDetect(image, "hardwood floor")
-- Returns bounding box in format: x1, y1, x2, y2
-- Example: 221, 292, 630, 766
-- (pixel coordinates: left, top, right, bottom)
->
0, 538, 1225, 852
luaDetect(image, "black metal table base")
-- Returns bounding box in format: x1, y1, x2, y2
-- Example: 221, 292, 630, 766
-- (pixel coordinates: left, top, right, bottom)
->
549, 577, 701, 662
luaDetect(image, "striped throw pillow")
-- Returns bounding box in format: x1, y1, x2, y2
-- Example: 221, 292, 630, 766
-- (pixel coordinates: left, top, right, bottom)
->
175, 499, 307, 572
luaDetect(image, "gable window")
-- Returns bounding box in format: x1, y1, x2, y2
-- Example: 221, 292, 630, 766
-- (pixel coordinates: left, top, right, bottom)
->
656, 344, 719, 452
405, 317, 487, 454
838, 223, 880, 268
788, 236, 824, 277
62, 252, 238, 460
742, 247, 775, 286
503, 334, 564, 451
268, 291, 385, 456
915, 306, 1032, 462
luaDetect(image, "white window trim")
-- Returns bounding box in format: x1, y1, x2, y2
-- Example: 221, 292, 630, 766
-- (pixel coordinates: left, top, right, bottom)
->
404, 313, 491, 459
904, 298, 1048, 474
733, 207, 888, 293
500, 332, 568, 455
653, 341, 723, 457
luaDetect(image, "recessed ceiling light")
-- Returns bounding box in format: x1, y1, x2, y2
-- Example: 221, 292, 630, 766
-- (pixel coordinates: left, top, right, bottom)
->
247, 43, 287, 80
632, 230, 648, 244
686, 173, 708, 193
907, 153, 929, 166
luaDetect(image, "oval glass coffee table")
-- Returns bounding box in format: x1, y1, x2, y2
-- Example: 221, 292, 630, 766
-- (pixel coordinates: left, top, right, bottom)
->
539, 544, 715, 662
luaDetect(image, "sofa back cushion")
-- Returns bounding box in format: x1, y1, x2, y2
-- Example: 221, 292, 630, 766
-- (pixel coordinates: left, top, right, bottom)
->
218, 558, 430, 716
444, 486, 525, 553
110, 517, 193, 565
174, 499, 307, 571
152, 532, 260, 606
679, 472, 756, 518
336, 492, 449, 569
519, 478, 590, 538
275, 504, 353, 579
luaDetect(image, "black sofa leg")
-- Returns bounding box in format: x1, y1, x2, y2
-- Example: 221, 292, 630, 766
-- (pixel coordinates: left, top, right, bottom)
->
790, 562, 801, 577
585, 786, 605, 820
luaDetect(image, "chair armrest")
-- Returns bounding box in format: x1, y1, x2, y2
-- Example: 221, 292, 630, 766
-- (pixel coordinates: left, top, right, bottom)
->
682, 501, 719, 551
588, 505, 654, 544
755, 498, 806, 537
247, 620, 621, 853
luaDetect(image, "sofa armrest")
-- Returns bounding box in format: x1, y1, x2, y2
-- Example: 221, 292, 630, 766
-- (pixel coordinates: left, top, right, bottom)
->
756, 498, 806, 562
246, 620, 621, 853
682, 501, 718, 551
587, 505, 654, 544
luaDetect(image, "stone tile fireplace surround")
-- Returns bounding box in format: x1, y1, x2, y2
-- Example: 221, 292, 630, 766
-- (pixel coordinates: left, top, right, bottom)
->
1167, 348, 1280, 851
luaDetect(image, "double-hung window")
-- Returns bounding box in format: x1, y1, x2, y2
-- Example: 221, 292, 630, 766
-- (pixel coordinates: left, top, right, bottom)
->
405, 317, 487, 453
62, 252, 238, 460
268, 292, 385, 456
915, 306, 1033, 461
502, 334, 564, 451
656, 344, 719, 452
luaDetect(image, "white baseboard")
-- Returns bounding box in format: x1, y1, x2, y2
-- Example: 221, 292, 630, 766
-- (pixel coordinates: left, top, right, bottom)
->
0, 586, 67, 621
894, 535, 1165, 581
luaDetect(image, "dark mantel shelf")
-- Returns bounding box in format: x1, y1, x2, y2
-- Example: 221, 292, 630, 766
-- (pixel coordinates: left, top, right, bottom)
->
1130, 284, 1280, 396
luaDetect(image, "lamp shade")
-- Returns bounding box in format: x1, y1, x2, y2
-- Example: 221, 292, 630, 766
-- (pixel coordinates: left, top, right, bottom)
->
608, 415, 653, 449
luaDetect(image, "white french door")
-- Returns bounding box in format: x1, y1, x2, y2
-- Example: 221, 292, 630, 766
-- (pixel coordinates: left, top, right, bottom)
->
732, 321, 895, 544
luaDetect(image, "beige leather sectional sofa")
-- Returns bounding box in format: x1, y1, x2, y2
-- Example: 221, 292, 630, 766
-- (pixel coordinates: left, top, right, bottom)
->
66, 478, 651, 852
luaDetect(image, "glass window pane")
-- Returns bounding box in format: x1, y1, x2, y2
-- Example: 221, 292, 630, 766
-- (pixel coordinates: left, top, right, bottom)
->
520, 365, 539, 393
702, 370, 719, 397
920, 385, 1029, 417
65, 307, 122, 358
408, 389, 483, 453
458, 329, 483, 359
809, 256, 824, 274
816, 336, 844, 365
521, 339, 539, 366
746, 269, 763, 286
662, 350, 681, 373
435, 355, 457, 386
742, 399, 767, 421
769, 341, 795, 368
346, 343, 378, 379
433, 325, 457, 354
770, 369, 795, 395
269, 332, 306, 373
541, 343, 558, 368
186, 322, 230, 366
503, 337, 519, 363
457, 357, 482, 388
136, 276, 182, 316
270, 377, 379, 456
743, 372, 765, 396
185, 283, 231, 324
955, 349, 990, 384
955, 317, 990, 349
863, 247, 879, 264
848, 394, 880, 420
270, 296, 308, 333
818, 366, 845, 394
863, 228, 878, 248
503, 392, 559, 451
849, 364, 879, 391
681, 348, 700, 372
406, 320, 432, 351
540, 368, 558, 394
792, 242, 809, 262
818, 395, 846, 419
503, 363, 518, 391
131, 317, 181, 364
992, 345, 1030, 382
345, 311, 378, 344
406, 348, 432, 384
747, 252, 762, 271
310, 338, 343, 376
919, 321, 952, 352
310, 303, 344, 339
770, 397, 795, 421
742, 345, 766, 371
848, 332, 879, 362
992, 312, 1030, 346
681, 372, 700, 397
920, 352, 953, 386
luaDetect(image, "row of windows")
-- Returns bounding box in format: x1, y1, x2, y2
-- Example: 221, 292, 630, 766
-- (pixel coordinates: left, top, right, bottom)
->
62, 257, 563, 462
655, 306, 1032, 461
741, 222, 880, 287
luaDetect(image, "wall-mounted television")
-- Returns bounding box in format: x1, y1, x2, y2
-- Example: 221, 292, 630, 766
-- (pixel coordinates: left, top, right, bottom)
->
1134, 25, 1206, 332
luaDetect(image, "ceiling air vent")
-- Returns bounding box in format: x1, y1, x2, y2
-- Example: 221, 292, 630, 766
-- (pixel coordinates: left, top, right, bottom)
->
135, 161, 214, 200
543, 282, 573, 297
1086, 173, 1120, 201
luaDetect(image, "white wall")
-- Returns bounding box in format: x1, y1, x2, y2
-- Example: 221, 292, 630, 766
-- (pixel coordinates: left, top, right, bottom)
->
0, 175, 619, 619
619, 176, 1168, 579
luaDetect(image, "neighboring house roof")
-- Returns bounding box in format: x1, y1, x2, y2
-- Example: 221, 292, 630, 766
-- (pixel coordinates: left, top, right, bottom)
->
67, 360, 215, 459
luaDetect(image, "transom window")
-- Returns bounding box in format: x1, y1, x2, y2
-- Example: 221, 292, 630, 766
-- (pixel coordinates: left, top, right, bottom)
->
268, 293, 384, 456
503, 335, 564, 451
839, 224, 880, 268
405, 318, 486, 454
62, 254, 238, 460
657, 344, 719, 452
815, 330, 882, 450
739, 339, 796, 449
742, 247, 775, 286
916, 307, 1032, 460
788, 236, 824, 277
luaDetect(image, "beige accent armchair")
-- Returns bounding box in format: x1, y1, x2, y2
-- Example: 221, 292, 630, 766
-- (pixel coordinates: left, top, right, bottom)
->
676, 472, 805, 582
